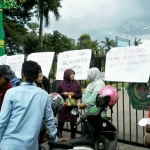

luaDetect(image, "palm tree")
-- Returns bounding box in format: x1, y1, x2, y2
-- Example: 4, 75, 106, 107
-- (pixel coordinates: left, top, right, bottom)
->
134, 38, 142, 46
101, 36, 116, 53
35, 0, 62, 48
98, 45, 106, 56
27, 22, 39, 33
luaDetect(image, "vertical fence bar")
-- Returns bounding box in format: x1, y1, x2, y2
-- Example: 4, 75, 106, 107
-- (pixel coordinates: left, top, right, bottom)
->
128, 82, 132, 141
122, 82, 125, 139
129, 98, 132, 141
136, 109, 138, 142
116, 82, 119, 133
143, 110, 145, 144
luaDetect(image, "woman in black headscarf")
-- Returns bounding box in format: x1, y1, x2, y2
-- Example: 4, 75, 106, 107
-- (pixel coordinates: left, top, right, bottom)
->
56, 69, 82, 138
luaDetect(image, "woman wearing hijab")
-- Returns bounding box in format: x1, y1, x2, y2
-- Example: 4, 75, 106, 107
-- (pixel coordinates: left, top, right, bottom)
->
78, 67, 105, 134
56, 69, 82, 138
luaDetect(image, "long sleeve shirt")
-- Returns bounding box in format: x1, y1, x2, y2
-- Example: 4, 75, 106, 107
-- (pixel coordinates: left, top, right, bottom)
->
0, 82, 57, 150
82, 79, 105, 113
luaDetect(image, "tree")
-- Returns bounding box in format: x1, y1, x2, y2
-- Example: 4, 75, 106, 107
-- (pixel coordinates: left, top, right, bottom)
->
23, 32, 39, 54
91, 40, 99, 56
134, 38, 142, 46
3, 0, 39, 54
3, 0, 38, 25
76, 34, 92, 49
35, 0, 62, 48
76, 34, 99, 56
47, 30, 76, 54
101, 36, 116, 53
27, 22, 39, 33
4, 18, 28, 55
98, 45, 106, 56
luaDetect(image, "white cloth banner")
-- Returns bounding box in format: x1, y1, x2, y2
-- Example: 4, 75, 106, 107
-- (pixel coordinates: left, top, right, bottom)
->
56, 49, 92, 80
0, 55, 7, 65
6, 55, 25, 78
105, 46, 150, 82
27, 52, 55, 78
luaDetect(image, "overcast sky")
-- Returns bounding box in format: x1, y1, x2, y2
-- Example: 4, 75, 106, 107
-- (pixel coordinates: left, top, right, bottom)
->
40, 0, 150, 45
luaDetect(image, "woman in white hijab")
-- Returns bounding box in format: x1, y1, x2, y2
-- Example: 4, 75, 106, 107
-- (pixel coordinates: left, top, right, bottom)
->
78, 67, 105, 134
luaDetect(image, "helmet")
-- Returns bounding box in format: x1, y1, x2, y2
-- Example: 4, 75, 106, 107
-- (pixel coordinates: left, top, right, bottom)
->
96, 85, 119, 107
49, 93, 64, 115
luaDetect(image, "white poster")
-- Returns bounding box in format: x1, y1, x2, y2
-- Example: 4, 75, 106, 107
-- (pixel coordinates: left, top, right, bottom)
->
6, 55, 25, 78
105, 46, 150, 82
140, 40, 150, 47
0, 55, 7, 65
27, 52, 55, 78
56, 49, 92, 80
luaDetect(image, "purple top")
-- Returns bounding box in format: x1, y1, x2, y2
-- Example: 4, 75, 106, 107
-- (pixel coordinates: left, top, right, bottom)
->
56, 69, 82, 122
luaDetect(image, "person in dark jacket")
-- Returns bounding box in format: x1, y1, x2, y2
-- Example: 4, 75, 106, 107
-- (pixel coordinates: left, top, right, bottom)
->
36, 72, 51, 143
56, 69, 82, 138
0, 65, 13, 109
36, 73, 50, 94
42, 76, 50, 94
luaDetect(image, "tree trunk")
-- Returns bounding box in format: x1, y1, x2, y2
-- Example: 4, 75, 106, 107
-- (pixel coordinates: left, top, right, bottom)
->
39, 10, 43, 48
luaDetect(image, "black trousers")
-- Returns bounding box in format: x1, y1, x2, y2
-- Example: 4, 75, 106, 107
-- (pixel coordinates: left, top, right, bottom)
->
58, 121, 76, 138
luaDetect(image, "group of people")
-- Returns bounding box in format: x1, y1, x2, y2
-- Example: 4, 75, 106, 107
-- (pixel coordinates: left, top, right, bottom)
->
56, 67, 105, 137
0, 60, 105, 150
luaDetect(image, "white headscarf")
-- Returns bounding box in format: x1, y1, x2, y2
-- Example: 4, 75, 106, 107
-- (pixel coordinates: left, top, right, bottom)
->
86, 67, 105, 92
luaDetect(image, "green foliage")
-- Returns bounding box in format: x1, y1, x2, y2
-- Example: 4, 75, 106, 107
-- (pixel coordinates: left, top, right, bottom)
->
35, 0, 62, 27
47, 30, 76, 54
76, 34, 92, 49
134, 38, 142, 46
35, 0, 62, 48
1, 1, 134, 56
98, 45, 106, 56
22, 32, 39, 54
3, 0, 37, 25
27, 22, 39, 33
4, 18, 28, 55
76, 34, 99, 56
101, 36, 116, 53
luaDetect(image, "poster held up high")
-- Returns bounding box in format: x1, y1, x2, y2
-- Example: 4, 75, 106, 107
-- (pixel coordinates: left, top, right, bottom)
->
6, 55, 25, 78
0, 55, 7, 65
56, 49, 92, 80
105, 46, 150, 83
27, 52, 55, 78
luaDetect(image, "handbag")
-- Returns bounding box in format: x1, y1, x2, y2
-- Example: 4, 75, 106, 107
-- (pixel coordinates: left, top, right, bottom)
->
67, 97, 78, 106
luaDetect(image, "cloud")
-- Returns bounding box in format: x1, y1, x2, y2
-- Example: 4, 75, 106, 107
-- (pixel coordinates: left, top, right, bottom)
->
42, 0, 150, 45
